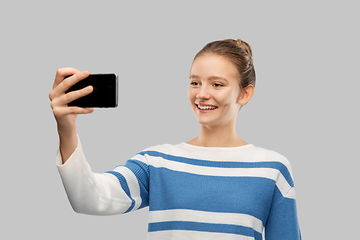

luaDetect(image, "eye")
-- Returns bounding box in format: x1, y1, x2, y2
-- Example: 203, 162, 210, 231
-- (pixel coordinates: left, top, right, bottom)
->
190, 81, 199, 86
214, 82, 224, 87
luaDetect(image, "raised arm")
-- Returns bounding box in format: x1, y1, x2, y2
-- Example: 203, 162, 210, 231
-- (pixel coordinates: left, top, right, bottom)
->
50, 68, 149, 215
49, 68, 94, 163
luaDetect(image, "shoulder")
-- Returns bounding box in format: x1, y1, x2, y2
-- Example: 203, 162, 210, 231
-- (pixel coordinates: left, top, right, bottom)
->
138, 143, 179, 154
251, 145, 290, 164
132, 144, 185, 161
251, 145, 294, 181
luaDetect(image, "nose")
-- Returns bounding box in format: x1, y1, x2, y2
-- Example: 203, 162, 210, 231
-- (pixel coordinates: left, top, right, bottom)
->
196, 85, 211, 100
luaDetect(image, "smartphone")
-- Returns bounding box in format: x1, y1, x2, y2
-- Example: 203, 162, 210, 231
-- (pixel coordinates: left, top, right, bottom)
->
65, 73, 118, 108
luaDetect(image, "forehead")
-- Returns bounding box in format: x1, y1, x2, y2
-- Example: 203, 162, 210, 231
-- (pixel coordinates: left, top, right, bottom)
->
190, 53, 239, 80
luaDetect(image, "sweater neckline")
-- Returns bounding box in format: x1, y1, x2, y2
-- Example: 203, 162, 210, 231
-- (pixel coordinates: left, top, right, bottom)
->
179, 142, 254, 150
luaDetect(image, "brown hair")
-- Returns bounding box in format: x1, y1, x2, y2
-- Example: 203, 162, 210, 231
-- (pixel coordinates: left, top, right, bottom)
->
194, 39, 256, 89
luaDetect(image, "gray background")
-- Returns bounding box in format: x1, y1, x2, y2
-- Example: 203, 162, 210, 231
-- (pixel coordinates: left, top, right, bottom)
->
1, 0, 358, 239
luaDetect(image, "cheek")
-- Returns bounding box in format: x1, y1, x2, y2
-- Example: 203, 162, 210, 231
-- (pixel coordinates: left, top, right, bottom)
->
216, 90, 235, 106
187, 87, 196, 102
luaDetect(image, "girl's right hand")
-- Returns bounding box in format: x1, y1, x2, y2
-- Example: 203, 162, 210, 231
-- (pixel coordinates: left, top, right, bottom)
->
49, 68, 94, 162
49, 68, 94, 132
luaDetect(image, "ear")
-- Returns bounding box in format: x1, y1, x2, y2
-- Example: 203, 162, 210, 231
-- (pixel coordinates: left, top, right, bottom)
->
237, 84, 255, 105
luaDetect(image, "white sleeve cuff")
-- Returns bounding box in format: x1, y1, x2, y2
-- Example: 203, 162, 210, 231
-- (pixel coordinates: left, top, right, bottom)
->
56, 135, 82, 168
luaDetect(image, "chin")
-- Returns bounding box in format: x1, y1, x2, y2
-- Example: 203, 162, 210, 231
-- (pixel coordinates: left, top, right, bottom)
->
195, 117, 219, 127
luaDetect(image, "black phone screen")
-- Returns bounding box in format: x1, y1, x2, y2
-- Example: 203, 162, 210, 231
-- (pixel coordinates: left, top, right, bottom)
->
66, 73, 118, 108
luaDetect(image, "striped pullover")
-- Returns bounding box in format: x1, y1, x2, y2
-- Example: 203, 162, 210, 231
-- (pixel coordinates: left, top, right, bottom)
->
56, 136, 301, 240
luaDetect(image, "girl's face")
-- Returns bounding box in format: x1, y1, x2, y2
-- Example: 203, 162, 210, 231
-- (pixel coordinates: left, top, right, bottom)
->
188, 53, 242, 128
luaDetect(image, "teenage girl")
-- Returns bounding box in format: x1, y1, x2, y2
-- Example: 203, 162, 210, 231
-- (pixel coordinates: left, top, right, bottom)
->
50, 39, 301, 240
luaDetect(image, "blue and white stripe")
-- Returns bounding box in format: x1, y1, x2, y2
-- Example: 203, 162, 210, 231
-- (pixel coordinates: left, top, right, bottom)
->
106, 143, 299, 239
149, 209, 264, 233
107, 166, 142, 213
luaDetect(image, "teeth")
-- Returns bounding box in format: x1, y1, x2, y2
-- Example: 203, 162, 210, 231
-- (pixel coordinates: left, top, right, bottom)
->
198, 105, 217, 110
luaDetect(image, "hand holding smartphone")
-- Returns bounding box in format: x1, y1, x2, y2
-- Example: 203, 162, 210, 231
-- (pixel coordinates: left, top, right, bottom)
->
65, 73, 118, 108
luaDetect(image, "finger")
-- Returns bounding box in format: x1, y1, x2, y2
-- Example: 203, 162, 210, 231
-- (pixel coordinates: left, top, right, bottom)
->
55, 85, 93, 106
53, 106, 94, 117
50, 70, 90, 100
59, 70, 89, 92
67, 107, 94, 115
53, 67, 80, 89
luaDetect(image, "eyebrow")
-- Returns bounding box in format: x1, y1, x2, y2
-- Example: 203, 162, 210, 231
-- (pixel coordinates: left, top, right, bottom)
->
189, 75, 229, 82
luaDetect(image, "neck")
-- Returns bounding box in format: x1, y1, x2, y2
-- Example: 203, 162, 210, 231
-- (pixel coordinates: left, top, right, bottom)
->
188, 123, 247, 148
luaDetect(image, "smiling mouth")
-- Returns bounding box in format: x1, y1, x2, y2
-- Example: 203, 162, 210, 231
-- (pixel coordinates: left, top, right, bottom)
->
196, 104, 218, 110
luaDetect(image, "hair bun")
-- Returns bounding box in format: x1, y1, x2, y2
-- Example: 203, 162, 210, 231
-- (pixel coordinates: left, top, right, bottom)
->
235, 39, 253, 65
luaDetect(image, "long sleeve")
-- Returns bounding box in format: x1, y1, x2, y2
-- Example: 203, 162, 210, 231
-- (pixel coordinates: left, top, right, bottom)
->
264, 160, 302, 240
265, 187, 301, 239
56, 136, 148, 215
